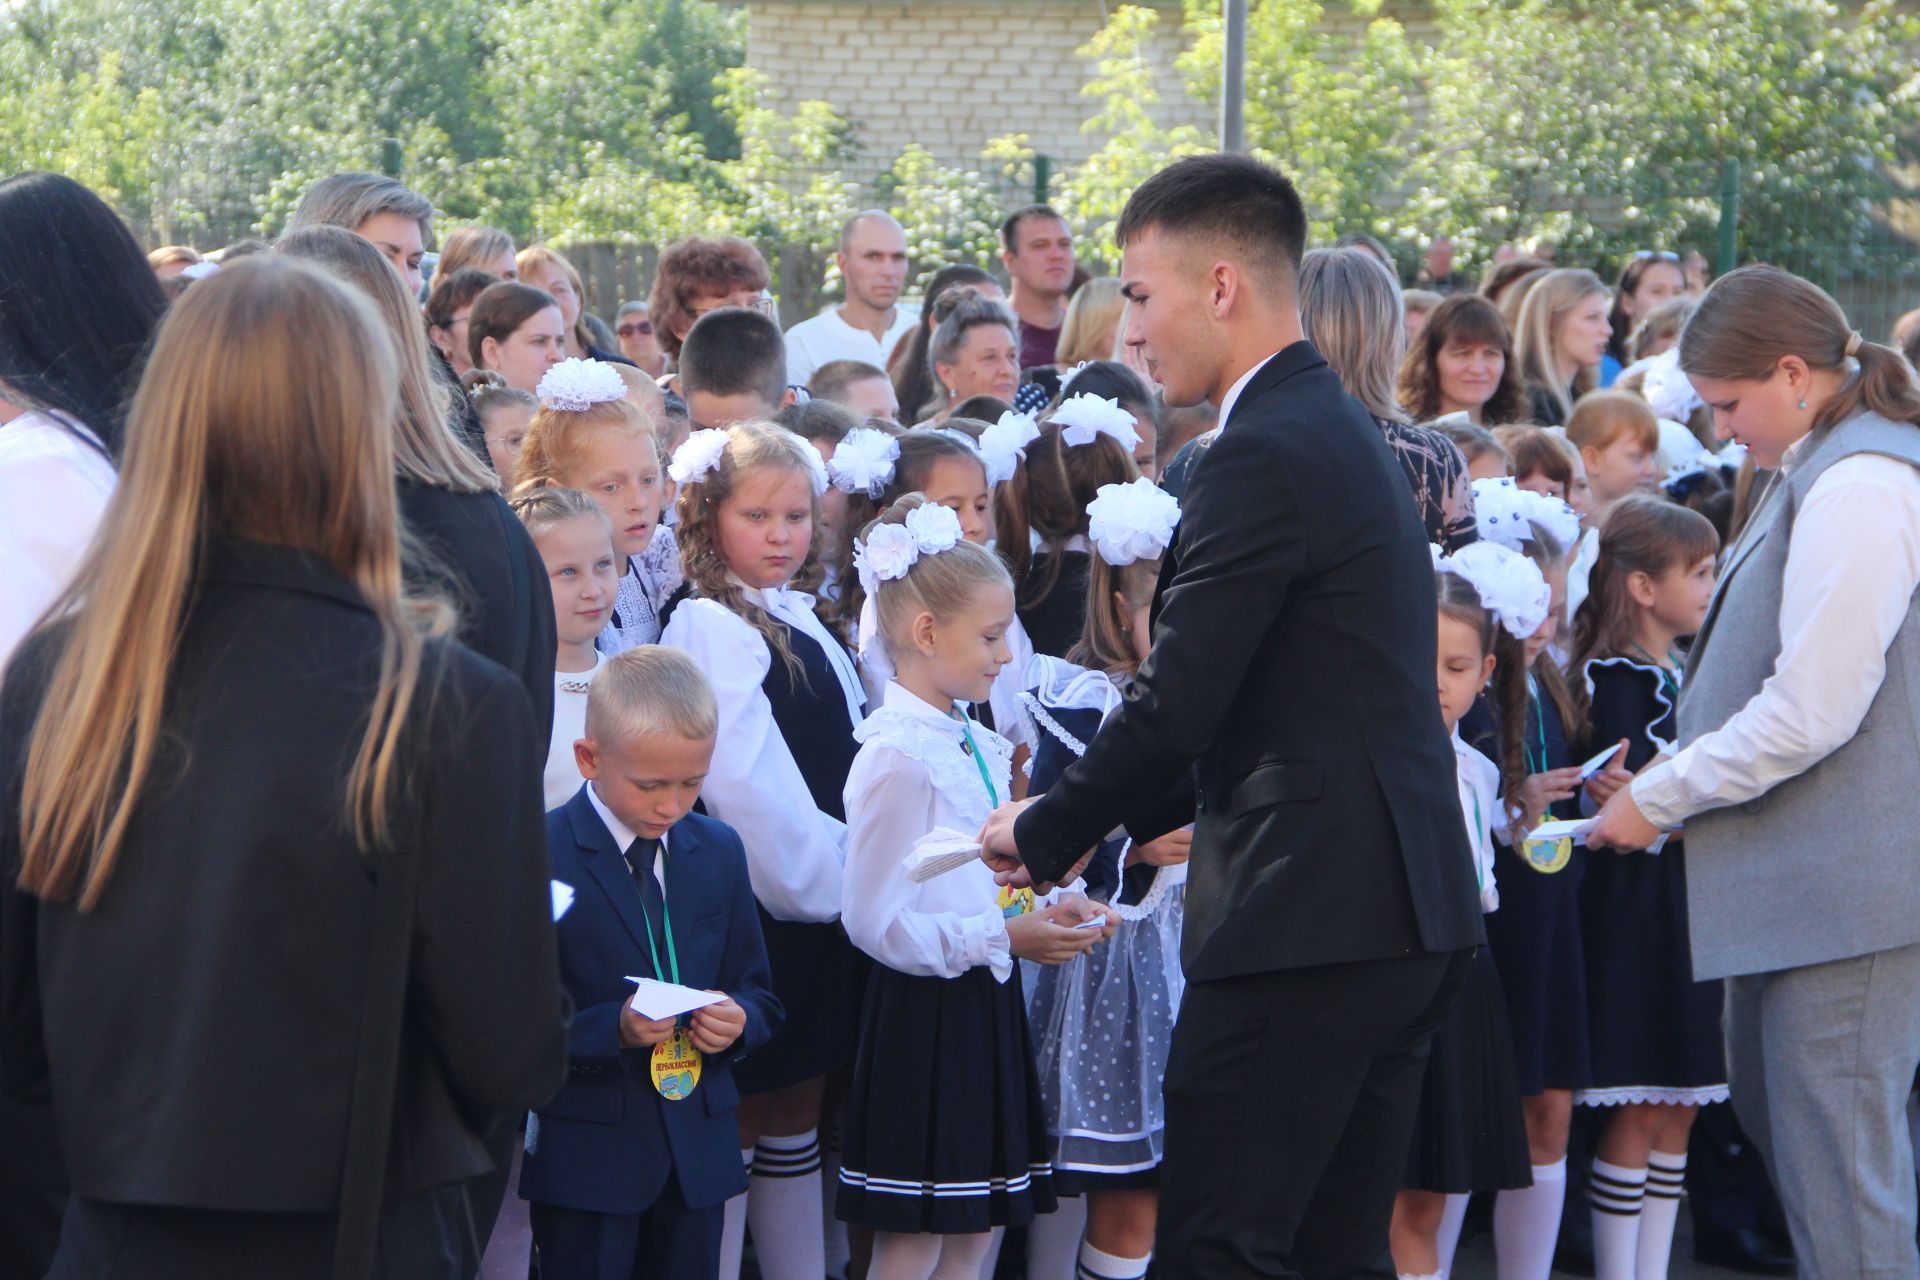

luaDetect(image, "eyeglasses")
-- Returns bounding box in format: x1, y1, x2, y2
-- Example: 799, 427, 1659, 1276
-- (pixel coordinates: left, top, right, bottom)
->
617, 321, 654, 337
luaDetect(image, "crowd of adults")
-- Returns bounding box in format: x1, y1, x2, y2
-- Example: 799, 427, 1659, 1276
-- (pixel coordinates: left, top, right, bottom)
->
6, 152, 1920, 1280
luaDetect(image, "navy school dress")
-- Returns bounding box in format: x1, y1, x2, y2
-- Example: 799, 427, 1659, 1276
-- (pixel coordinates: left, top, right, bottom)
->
1463, 679, 1593, 1097
1577, 658, 1728, 1109
1016, 549, 1092, 661
731, 616, 870, 1096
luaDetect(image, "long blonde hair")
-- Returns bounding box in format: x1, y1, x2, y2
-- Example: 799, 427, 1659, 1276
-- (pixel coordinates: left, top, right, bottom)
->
675, 421, 835, 668
1298, 246, 1408, 423
1056, 278, 1126, 366
1514, 268, 1608, 422
517, 244, 595, 355
17, 257, 444, 908
277, 225, 496, 494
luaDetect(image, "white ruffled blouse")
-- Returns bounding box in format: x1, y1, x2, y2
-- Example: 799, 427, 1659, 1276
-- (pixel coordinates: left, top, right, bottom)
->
842, 681, 1021, 982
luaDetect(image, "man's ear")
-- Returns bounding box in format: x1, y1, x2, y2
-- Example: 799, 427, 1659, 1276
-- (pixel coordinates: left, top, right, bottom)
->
780, 386, 798, 410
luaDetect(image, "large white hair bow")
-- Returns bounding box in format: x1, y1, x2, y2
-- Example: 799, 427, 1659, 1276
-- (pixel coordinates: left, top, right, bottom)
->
827, 428, 898, 497
1086, 477, 1180, 567
1435, 541, 1551, 640
1052, 393, 1141, 452
1471, 476, 1581, 555
668, 428, 730, 486
852, 503, 966, 596
977, 411, 1040, 485
536, 358, 628, 411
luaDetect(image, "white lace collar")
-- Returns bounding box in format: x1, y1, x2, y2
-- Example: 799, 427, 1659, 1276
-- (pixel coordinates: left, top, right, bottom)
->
856, 681, 1013, 828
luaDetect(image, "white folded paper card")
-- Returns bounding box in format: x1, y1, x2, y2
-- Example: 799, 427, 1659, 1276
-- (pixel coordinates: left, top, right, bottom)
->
1073, 916, 1108, 930
1528, 817, 1597, 843
906, 826, 985, 884
551, 880, 575, 922
624, 977, 727, 1021
1578, 743, 1625, 779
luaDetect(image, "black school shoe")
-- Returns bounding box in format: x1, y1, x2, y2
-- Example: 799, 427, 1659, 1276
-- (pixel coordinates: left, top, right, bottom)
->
1693, 1225, 1796, 1276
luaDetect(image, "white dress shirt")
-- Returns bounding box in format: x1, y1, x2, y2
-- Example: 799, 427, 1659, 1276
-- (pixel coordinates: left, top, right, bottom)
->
659, 592, 857, 923
1215, 351, 1279, 429
784, 305, 920, 389
1633, 449, 1920, 827
1454, 729, 1502, 914
841, 682, 1020, 982
0, 411, 114, 676
586, 780, 665, 892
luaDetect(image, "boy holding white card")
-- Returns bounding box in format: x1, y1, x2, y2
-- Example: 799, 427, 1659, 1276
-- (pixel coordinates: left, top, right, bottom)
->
522, 647, 782, 1280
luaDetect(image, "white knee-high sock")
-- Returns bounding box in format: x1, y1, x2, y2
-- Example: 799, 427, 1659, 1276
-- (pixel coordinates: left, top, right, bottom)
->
719, 1148, 753, 1280
1025, 1199, 1087, 1280
1588, 1157, 1646, 1280
1076, 1241, 1150, 1279
1494, 1159, 1566, 1280
975, 1226, 1006, 1280
869, 1230, 942, 1280
929, 1232, 995, 1280
1398, 1272, 1444, 1280
1436, 1192, 1471, 1271
750, 1129, 826, 1280
822, 1122, 851, 1280
1636, 1150, 1686, 1280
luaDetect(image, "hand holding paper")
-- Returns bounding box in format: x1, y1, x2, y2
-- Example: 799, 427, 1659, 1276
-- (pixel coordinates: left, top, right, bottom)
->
625, 976, 728, 1021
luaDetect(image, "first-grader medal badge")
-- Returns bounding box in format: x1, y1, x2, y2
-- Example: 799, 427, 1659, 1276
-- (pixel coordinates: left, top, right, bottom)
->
1522, 834, 1572, 874
998, 883, 1036, 919
651, 1029, 702, 1101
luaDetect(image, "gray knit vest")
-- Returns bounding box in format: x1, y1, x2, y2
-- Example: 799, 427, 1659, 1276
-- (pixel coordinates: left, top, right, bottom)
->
1678, 410, 1920, 980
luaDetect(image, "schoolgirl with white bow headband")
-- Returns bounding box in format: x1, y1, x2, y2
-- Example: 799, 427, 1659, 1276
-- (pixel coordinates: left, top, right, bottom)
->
837, 493, 1111, 1277
656, 418, 867, 1280
997, 400, 1144, 659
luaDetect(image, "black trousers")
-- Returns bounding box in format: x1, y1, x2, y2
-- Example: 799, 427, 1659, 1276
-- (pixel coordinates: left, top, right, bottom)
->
1157, 949, 1472, 1280
529, 1175, 722, 1280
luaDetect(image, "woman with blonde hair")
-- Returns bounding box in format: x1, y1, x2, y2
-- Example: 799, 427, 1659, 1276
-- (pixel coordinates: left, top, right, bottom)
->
1055, 276, 1126, 368
432, 224, 517, 287
1298, 246, 1477, 550
1513, 268, 1612, 426
517, 244, 633, 365
0, 254, 567, 1274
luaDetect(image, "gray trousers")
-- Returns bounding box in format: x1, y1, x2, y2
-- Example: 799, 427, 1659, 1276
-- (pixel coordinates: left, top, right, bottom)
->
1724, 941, 1920, 1280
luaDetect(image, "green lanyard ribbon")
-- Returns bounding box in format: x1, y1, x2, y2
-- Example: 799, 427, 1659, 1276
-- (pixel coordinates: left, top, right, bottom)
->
953, 710, 999, 807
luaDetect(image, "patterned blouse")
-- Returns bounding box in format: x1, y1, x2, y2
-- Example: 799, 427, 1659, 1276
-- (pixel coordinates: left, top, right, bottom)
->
1158, 419, 1477, 553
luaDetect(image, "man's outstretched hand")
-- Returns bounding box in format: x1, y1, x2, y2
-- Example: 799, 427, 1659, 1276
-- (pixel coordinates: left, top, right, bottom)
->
979, 797, 1040, 889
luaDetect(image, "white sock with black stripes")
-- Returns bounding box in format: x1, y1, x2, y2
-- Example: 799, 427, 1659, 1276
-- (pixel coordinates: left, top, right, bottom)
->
1636, 1149, 1686, 1280
718, 1148, 752, 1280
1076, 1241, 1149, 1280
821, 1121, 851, 1280
749, 1129, 826, 1280
1589, 1157, 1647, 1280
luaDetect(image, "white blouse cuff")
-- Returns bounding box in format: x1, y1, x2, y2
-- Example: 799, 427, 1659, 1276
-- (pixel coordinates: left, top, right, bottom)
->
977, 911, 1013, 984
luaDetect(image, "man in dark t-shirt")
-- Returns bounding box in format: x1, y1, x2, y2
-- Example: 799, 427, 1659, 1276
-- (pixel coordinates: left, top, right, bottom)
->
1000, 204, 1074, 369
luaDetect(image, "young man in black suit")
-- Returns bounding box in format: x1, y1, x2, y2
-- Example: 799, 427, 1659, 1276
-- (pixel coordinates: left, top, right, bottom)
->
980, 154, 1484, 1277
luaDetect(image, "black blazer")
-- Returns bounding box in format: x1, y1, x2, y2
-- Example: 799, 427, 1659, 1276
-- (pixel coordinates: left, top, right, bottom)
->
1014, 342, 1484, 982
0, 539, 569, 1211
398, 479, 557, 753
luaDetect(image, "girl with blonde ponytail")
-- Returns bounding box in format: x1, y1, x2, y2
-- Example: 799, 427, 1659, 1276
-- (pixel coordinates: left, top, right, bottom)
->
0, 255, 567, 1273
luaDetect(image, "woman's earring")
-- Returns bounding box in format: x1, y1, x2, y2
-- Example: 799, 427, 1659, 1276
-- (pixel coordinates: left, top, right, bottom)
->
1798, 398, 1808, 410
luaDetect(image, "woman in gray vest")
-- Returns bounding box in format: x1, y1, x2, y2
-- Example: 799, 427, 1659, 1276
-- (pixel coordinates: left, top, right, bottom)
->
1589, 264, 1920, 1277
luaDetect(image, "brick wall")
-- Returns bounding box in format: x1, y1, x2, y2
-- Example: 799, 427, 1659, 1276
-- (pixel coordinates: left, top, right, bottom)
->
742, 0, 1214, 181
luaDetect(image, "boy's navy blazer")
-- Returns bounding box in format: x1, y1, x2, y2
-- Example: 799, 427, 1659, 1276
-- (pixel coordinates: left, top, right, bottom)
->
521, 788, 782, 1215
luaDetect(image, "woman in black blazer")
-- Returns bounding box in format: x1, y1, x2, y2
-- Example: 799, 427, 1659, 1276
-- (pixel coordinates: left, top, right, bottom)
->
0, 256, 568, 1278
278, 225, 558, 752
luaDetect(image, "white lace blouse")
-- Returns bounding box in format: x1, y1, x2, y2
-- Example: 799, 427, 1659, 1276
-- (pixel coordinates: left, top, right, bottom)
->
842, 682, 1022, 982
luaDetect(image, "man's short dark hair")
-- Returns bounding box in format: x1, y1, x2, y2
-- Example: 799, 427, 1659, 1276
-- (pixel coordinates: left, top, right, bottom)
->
1115, 154, 1308, 284
1002, 204, 1067, 254
679, 307, 788, 406
810, 358, 889, 403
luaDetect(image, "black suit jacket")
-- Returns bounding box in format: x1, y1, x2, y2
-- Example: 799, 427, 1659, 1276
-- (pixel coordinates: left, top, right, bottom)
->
0, 539, 569, 1210
398, 479, 557, 754
1014, 342, 1483, 982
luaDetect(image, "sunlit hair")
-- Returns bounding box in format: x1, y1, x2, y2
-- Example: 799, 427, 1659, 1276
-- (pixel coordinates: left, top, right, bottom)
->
508, 483, 611, 544
277, 225, 495, 494
1496, 266, 1550, 334
926, 291, 1018, 419
288, 171, 435, 247
17, 256, 447, 908
862, 493, 1013, 654
1566, 389, 1659, 457
585, 645, 719, 744
433, 225, 514, 287
1513, 268, 1609, 422
512, 389, 658, 495
1480, 256, 1549, 304
649, 236, 772, 360
148, 244, 201, 270
1398, 293, 1527, 424
1572, 494, 1721, 672
516, 245, 595, 354
1679, 263, 1920, 434
827, 428, 983, 637
674, 420, 833, 667
1299, 246, 1409, 422
995, 419, 1139, 615
1056, 277, 1126, 366
1069, 556, 1159, 676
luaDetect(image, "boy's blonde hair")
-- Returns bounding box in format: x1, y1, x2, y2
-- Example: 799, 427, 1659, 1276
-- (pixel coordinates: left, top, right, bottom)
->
585, 646, 719, 745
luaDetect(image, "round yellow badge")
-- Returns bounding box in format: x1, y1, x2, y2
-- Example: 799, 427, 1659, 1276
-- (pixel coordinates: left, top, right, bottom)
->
997, 883, 1036, 920
651, 1028, 703, 1101
1522, 835, 1573, 874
